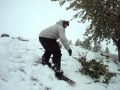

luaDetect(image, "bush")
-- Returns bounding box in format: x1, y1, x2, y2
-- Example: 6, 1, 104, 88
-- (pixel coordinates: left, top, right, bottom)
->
78, 56, 116, 84
1, 34, 9, 37
17, 36, 29, 42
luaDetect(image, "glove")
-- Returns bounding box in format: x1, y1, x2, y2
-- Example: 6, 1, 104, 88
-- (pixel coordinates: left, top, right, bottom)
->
68, 49, 72, 56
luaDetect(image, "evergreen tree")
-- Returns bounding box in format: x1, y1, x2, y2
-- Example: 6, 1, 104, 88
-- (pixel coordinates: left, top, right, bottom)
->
51, 0, 120, 61
80, 37, 92, 50
93, 41, 102, 52
75, 39, 80, 46
69, 40, 73, 45
105, 47, 110, 54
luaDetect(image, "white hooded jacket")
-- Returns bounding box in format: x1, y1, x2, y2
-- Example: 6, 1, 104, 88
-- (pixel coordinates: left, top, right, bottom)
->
39, 20, 70, 50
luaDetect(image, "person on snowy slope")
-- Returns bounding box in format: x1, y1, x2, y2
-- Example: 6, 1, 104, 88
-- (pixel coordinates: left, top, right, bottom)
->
39, 20, 72, 78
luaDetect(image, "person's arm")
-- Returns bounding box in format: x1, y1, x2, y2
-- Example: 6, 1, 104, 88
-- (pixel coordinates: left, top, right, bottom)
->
58, 27, 70, 50
58, 27, 72, 56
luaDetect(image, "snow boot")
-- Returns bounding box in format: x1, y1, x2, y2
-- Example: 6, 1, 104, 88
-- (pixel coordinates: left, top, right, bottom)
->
52, 66, 64, 79
55, 69, 64, 79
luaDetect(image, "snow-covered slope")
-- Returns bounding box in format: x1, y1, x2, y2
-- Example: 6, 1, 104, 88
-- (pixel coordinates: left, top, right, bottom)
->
0, 37, 120, 90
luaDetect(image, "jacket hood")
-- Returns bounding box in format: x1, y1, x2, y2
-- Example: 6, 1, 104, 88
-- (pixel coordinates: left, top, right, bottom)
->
56, 20, 63, 26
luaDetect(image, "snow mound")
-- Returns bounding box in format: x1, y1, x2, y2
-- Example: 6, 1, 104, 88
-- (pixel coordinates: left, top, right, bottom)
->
0, 37, 120, 90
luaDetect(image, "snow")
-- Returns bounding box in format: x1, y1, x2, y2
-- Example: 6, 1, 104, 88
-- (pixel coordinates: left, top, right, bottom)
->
0, 37, 120, 90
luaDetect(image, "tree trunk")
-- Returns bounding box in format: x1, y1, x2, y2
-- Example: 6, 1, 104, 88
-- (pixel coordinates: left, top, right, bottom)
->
118, 48, 120, 61
117, 40, 120, 61
112, 38, 120, 61
118, 40, 120, 61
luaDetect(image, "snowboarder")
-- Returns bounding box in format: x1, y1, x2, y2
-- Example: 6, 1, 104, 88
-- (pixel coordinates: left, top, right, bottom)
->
39, 20, 72, 78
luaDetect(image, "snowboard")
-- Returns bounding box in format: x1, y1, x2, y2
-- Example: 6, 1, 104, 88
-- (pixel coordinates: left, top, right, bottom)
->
34, 58, 76, 85
56, 74, 75, 85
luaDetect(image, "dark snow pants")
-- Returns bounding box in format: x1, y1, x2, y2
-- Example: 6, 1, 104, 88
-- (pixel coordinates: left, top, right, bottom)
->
39, 37, 62, 70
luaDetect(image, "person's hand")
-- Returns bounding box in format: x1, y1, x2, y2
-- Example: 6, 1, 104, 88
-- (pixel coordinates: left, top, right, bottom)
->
68, 49, 72, 56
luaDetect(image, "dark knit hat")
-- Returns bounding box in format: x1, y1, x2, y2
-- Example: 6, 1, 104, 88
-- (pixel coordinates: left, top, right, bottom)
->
63, 20, 69, 26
